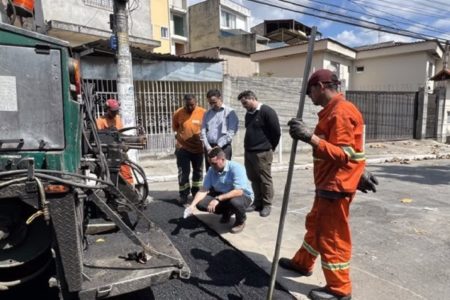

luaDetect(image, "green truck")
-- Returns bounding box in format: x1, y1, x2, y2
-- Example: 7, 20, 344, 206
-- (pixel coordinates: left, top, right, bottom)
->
0, 22, 189, 299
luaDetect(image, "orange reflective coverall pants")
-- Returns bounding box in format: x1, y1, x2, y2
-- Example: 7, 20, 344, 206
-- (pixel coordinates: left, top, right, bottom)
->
290, 93, 365, 297
292, 194, 353, 296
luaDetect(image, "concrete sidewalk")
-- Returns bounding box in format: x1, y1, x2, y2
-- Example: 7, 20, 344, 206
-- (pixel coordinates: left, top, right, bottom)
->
145, 139, 450, 299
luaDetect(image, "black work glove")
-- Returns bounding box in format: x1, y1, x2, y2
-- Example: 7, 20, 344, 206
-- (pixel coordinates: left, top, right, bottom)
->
287, 118, 313, 143
357, 170, 379, 193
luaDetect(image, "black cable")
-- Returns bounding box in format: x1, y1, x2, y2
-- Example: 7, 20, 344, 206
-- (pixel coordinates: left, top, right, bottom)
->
307, 0, 450, 36
245, 0, 448, 42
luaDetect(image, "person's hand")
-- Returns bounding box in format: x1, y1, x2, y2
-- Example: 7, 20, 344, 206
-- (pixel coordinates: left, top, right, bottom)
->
357, 170, 379, 193
207, 198, 219, 213
287, 118, 313, 143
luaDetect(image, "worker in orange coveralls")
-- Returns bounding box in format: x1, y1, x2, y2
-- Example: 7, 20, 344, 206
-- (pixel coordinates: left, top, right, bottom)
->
96, 98, 134, 185
279, 69, 378, 300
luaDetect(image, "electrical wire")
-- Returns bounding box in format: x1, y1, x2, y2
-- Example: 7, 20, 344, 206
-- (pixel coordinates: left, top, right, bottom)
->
307, 0, 450, 36
245, 0, 449, 42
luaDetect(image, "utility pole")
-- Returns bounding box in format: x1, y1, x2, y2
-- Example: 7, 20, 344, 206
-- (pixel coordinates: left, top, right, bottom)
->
113, 0, 137, 161
113, 0, 136, 134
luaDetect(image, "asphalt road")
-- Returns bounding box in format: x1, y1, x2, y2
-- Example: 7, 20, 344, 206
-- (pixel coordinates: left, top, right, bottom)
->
1, 196, 292, 300
269, 158, 450, 299
112, 198, 293, 300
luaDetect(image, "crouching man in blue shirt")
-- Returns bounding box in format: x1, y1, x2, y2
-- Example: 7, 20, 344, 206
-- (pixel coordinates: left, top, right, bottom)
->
188, 147, 254, 234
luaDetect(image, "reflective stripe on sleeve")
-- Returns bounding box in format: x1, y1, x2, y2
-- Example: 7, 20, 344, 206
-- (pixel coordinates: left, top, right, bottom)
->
342, 146, 365, 161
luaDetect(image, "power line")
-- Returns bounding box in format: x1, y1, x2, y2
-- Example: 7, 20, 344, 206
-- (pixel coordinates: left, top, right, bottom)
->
272, 0, 447, 40
352, 0, 450, 19
244, 0, 448, 42
373, 0, 450, 16
306, 0, 450, 36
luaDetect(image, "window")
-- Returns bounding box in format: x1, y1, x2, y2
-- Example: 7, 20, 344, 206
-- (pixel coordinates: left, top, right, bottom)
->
427, 61, 435, 78
448, 111, 450, 124
329, 61, 340, 74
161, 27, 169, 39
221, 10, 236, 29
356, 66, 364, 73
83, 0, 113, 10
173, 15, 185, 37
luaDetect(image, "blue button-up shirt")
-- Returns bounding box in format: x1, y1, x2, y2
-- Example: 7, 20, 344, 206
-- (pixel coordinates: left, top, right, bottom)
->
201, 105, 239, 150
203, 160, 254, 201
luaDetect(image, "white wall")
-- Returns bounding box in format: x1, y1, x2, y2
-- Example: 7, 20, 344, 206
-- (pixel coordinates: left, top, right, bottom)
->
350, 52, 433, 91
41, 0, 152, 39
257, 52, 325, 79
323, 52, 352, 91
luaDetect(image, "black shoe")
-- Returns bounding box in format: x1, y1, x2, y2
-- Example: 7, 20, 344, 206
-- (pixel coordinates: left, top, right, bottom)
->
220, 212, 232, 224
230, 220, 245, 234
278, 258, 312, 276
246, 204, 261, 212
259, 206, 271, 217
177, 196, 188, 205
308, 288, 351, 300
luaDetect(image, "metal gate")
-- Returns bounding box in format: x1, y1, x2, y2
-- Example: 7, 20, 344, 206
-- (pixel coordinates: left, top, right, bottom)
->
83, 79, 221, 154
135, 81, 221, 154
346, 91, 418, 141
425, 92, 438, 138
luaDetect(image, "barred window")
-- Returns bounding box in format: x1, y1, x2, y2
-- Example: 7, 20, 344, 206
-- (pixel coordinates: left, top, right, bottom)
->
83, 0, 113, 10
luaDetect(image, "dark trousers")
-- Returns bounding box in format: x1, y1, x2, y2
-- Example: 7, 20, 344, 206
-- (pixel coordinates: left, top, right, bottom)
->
196, 190, 252, 223
175, 148, 204, 198
244, 150, 274, 207
204, 143, 232, 170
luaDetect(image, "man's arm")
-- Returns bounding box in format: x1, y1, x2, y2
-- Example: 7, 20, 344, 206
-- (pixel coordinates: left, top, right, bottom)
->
200, 112, 212, 151
189, 188, 208, 209
217, 110, 238, 147
264, 107, 281, 150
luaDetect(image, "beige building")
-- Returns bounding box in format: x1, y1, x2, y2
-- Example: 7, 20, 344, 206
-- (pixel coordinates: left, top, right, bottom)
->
352, 41, 442, 92
251, 39, 444, 92
169, 0, 189, 55
188, 0, 255, 54
251, 38, 355, 90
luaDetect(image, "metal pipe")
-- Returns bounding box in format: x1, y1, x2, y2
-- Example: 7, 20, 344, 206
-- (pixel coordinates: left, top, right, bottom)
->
266, 26, 317, 300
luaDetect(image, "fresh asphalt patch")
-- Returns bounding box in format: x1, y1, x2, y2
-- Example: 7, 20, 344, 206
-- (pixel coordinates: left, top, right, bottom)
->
118, 198, 294, 300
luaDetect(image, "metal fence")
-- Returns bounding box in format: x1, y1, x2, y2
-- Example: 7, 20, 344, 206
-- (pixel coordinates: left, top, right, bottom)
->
346, 91, 418, 141
83, 79, 221, 155
135, 80, 221, 155
426, 92, 438, 138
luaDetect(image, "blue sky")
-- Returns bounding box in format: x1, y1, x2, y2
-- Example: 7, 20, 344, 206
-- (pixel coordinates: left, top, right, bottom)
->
188, 0, 450, 47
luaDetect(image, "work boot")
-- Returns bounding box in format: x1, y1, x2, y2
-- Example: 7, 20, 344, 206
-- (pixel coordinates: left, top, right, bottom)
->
259, 206, 271, 217
278, 258, 312, 276
230, 220, 245, 234
177, 195, 188, 205
220, 211, 232, 224
246, 203, 261, 212
308, 287, 351, 300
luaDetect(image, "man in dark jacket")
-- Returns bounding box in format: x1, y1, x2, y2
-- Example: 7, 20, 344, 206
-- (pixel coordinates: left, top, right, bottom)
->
238, 90, 281, 217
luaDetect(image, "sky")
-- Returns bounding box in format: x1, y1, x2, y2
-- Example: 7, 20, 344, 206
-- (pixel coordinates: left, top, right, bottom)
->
188, 0, 450, 47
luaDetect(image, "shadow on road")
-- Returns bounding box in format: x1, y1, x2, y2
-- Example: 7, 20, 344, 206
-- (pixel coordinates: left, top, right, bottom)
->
373, 162, 450, 186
